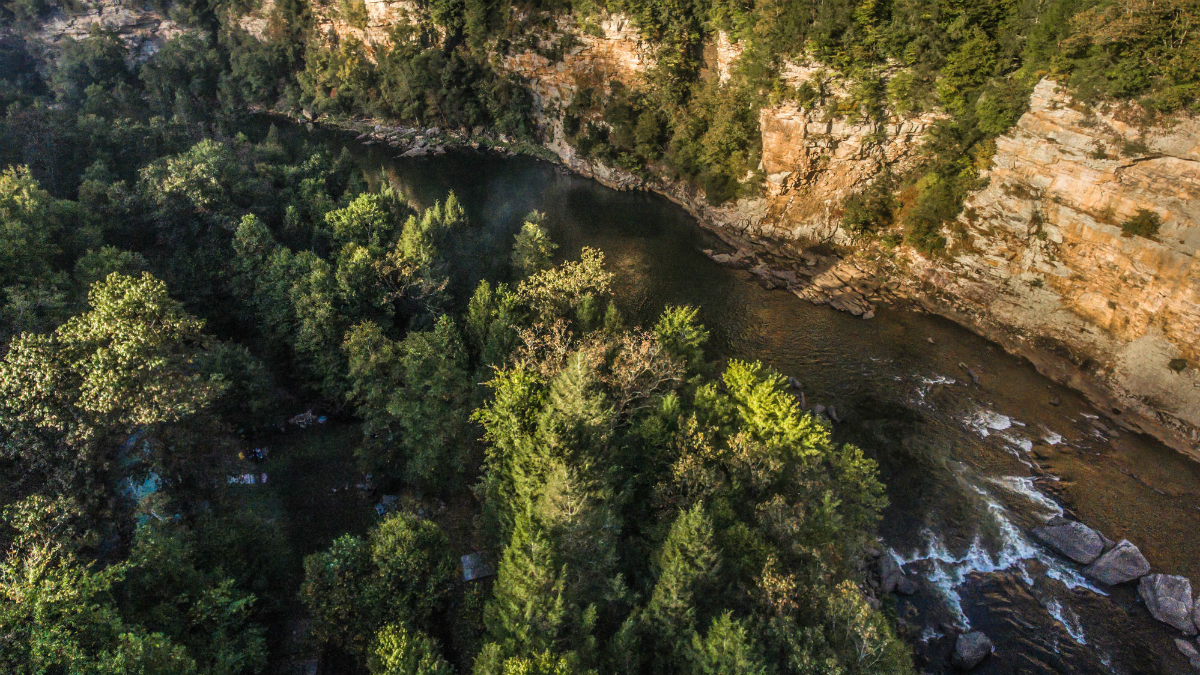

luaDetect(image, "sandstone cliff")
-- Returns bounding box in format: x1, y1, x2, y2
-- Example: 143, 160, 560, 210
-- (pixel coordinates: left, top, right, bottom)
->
498, 25, 1199, 456
902, 80, 1200, 454
30, 0, 182, 58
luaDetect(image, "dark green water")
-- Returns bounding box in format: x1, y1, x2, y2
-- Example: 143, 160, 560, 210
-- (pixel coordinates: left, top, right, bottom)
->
313, 127, 1200, 674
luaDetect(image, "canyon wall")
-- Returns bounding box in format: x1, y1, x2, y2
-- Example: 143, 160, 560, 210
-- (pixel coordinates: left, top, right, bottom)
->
901, 80, 1200, 453
501, 24, 1200, 456
19, 6, 1200, 456
30, 0, 182, 58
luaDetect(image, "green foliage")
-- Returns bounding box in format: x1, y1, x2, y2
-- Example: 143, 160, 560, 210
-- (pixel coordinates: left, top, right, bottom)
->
139, 32, 226, 123
340, 0, 370, 29
0, 496, 200, 675
119, 520, 268, 675
0, 166, 63, 288
512, 220, 558, 279
643, 505, 720, 642
840, 176, 895, 240
301, 513, 457, 655
400, 193, 465, 266
516, 247, 613, 322
653, 305, 709, 367
0, 272, 225, 497
345, 316, 475, 491
0, 30, 920, 675
51, 31, 135, 109
687, 612, 772, 675
371, 624, 455, 675
1121, 208, 1162, 238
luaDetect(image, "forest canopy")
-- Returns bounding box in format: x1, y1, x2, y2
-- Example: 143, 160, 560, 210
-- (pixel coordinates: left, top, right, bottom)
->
0, 0, 1193, 669
0, 29, 913, 674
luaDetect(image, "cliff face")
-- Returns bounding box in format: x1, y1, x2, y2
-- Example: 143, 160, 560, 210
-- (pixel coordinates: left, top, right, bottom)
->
905, 80, 1200, 451
31, 0, 182, 59
500, 30, 1200, 455
756, 104, 941, 243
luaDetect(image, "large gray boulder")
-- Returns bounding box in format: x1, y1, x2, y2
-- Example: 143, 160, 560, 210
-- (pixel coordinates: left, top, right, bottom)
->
952, 631, 994, 670
1083, 540, 1151, 585
1139, 575, 1197, 634
1032, 521, 1106, 564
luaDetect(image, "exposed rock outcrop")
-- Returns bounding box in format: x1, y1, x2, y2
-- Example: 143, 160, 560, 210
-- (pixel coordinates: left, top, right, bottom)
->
1138, 574, 1197, 634
22, 6, 1200, 460
31, 0, 182, 59
755, 104, 941, 243
1175, 638, 1200, 671
906, 80, 1200, 458
1083, 539, 1152, 585
1032, 520, 1106, 564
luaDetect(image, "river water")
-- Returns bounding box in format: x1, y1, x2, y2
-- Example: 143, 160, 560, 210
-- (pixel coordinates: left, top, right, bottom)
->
314, 129, 1200, 674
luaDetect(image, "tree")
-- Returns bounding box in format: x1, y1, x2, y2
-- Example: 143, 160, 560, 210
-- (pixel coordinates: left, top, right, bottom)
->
0, 272, 226, 497
370, 512, 458, 629
516, 248, 613, 323
0, 496, 198, 675
686, 612, 772, 675
511, 220, 557, 279
344, 317, 475, 491
51, 30, 133, 108
301, 534, 379, 655
653, 305, 709, 368
643, 505, 720, 641
0, 166, 61, 287
118, 520, 268, 675
398, 193, 465, 267
325, 190, 404, 251
370, 624, 455, 675
301, 513, 457, 656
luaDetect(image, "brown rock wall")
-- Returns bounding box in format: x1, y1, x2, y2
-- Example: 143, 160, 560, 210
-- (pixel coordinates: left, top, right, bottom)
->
911, 80, 1200, 452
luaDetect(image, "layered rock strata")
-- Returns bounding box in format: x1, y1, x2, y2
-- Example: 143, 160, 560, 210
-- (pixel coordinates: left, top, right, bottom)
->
30, 0, 182, 58
902, 80, 1200, 457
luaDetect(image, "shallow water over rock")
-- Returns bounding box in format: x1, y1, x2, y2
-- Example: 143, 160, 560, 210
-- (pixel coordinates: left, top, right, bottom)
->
304, 127, 1200, 674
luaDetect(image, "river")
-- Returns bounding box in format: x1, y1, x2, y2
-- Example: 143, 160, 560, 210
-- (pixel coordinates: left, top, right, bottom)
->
307, 127, 1200, 674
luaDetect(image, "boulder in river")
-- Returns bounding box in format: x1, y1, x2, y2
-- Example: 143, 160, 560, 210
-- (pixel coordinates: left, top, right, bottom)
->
952, 631, 994, 670
1083, 540, 1151, 585
1032, 521, 1106, 564
878, 554, 916, 595
1138, 574, 1197, 634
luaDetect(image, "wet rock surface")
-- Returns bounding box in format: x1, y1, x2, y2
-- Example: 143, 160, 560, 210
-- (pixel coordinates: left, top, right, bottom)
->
1032, 520, 1106, 564
1083, 540, 1152, 585
952, 632, 994, 670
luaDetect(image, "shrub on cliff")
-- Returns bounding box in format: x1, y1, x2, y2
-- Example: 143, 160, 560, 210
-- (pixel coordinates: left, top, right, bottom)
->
1121, 209, 1162, 238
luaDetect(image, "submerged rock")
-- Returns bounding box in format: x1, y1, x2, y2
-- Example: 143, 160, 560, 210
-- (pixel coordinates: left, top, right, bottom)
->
1175, 638, 1200, 671
1032, 521, 1106, 564
1083, 540, 1151, 585
952, 631, 994, 670
1138, 574, 1196, 634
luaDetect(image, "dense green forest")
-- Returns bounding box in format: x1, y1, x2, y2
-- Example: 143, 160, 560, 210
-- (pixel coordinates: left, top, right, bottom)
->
0, 24, 913, 675
0, 0, 1195, 671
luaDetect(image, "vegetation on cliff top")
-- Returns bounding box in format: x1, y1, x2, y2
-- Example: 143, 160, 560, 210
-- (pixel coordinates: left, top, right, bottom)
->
3, 0, 1196, 253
